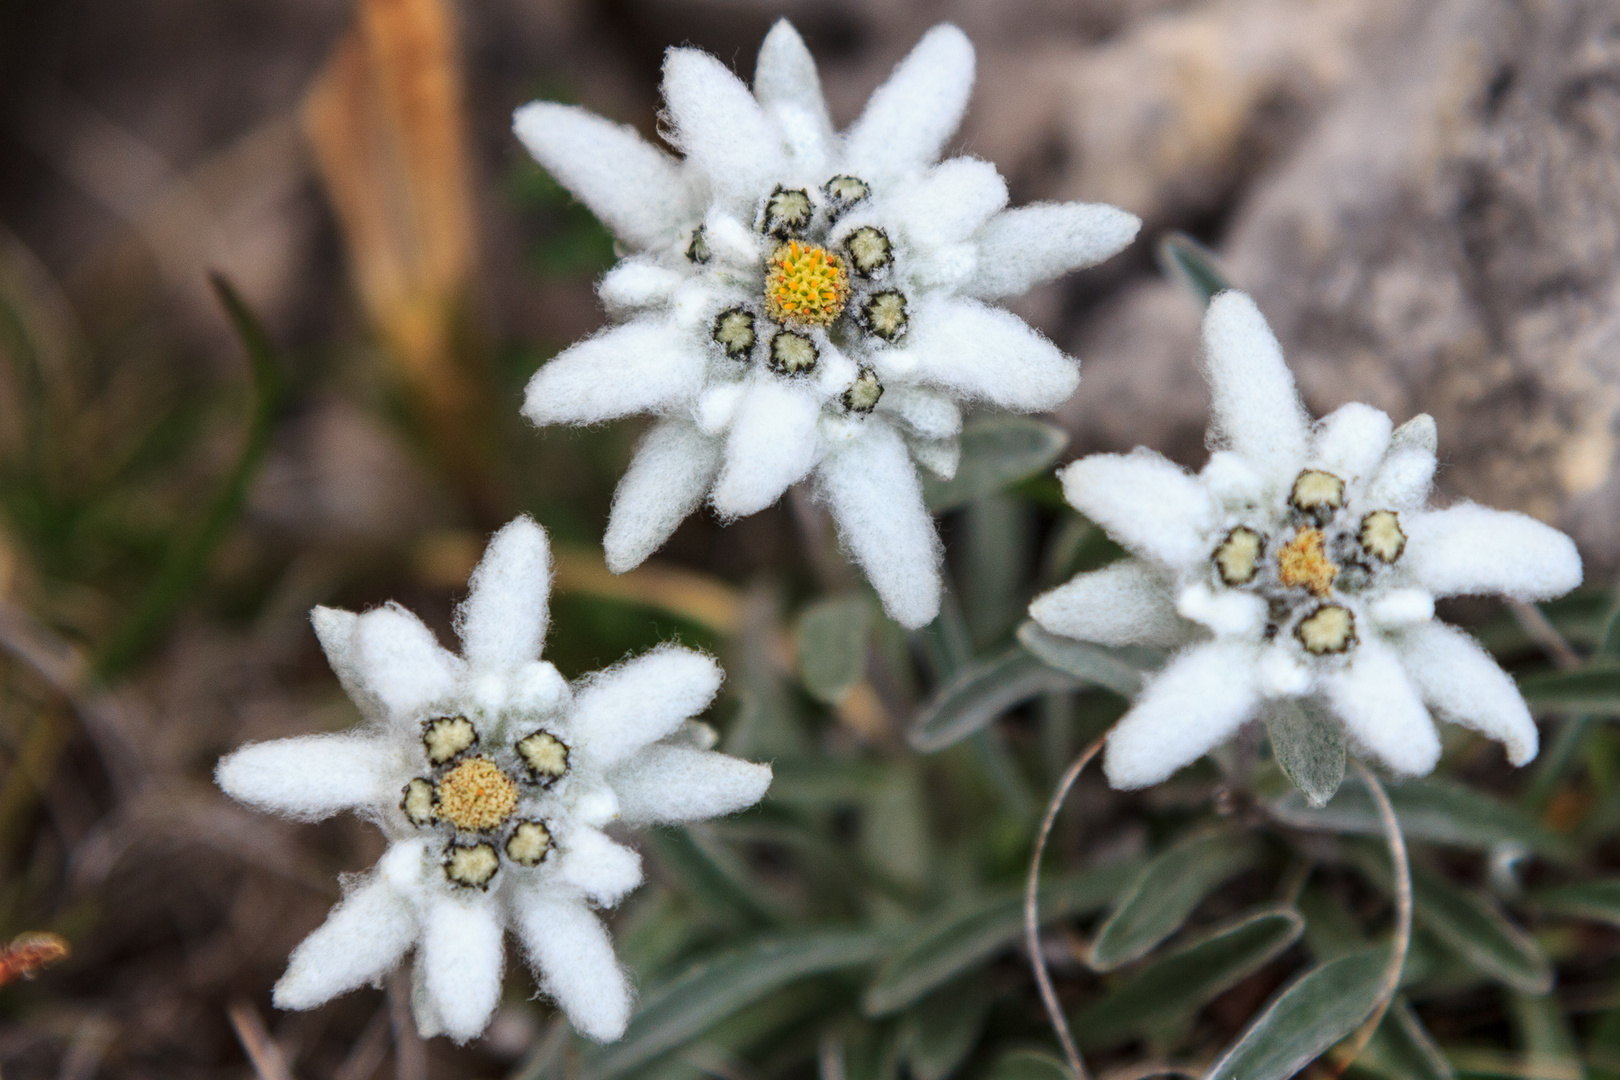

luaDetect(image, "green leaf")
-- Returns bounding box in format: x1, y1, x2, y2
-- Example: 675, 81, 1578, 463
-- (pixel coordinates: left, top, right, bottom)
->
1265, 698, 1346, 808
1408, 864, 1552, 994
985, 1049, 1073, 1080
923, 417, 1069, 512
1204, 946, 1389, 1080
860, 760, 932, 892
796, 595, 873, 705
1015, 621, 1149, 699
1270, 777, 1574, 861
1072, 906, 1303, 1048
1507, 992, 1587, 1080
1518, 666, 1620, 716
1156, 231, 1232, 306
909, 647, 1078, 753
863, 865, 1136, 1016
582, 930, 887, 1080
642, 827, 782, 928
899, 977, 996, 1080
1359, 997, 1455, 1080
1089, 829, 1258, 971
1532, 880, 1620, 928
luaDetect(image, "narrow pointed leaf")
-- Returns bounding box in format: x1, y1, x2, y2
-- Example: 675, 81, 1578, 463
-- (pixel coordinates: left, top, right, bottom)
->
1156, 231, 1232, 306
899, 977, 996, 1080
909, 647, 1078, 753
986, 1050, 1072, 1080
1410, 864, 1551, 994
1016, 621, 1150, 698
583, 930, 887, 1080
1532, 880, 1620, 929
1204, 946, 1388, 1080
1089, 830, 1257, 971
1270, 777, 1574, 861
796, 595, 873, 705
864, 865, 1137, 1016
1265, 698, 1346, 808
1359, 997, 1454, 1080
923, 417, 1068, 512
1073, 906, 1303, 1048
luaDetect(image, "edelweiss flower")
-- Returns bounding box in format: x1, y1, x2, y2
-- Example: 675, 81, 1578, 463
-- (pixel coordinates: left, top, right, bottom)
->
513, 21, 1138, 628
216, 518, 771, 1043
1030, 292, 1582, 790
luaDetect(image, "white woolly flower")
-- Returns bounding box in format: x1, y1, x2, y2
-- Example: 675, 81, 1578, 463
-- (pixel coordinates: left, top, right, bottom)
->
1029, 292, 1582, 790
514, 21, 1138, 628
216, 518, 771, 1044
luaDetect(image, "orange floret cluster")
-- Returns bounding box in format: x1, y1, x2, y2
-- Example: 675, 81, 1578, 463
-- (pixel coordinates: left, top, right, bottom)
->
764, 240, 850, 326
1277, 527, 1339, 597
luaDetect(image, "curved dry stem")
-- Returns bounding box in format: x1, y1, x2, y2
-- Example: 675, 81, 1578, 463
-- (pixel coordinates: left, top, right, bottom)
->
1024, 733, 1108, 1080
1327, 760, 1412, 1077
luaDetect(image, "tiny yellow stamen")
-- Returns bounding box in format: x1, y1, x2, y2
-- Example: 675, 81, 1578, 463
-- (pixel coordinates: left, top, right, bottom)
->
516, 730, 569, 785
761, 187, 813, 236
1359, 510, 1406, 563
1213, 526, 1264, 585
1296, 604, 1357, 655
768, 331, 819, 376
712, 308, 756, 359
844, 226, 892, 276
1290, 470, 1345, 516
444, 842, 499, 889
843, 369, 883, 413
505, 820, 552, 867
1277, 527, 1338, 597
861, 291, 908, 341
435, 757, 518, 833
764, 240, 849, 327
423, 715, 476, 765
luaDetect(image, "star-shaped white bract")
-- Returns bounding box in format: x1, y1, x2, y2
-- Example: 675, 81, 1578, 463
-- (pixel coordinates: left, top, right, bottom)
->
216, 518, 771, 1043
513, 21, 1139, 628
1029, 292, 1582, 790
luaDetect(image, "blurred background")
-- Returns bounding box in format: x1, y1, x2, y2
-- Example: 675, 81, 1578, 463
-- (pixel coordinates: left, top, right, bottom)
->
2, 0, 1619, 1077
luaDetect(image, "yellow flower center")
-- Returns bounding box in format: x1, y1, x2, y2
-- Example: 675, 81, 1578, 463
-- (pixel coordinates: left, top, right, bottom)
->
764, 240, 849, 326
1276, 527, 1338, 597
435, 757, 518, 833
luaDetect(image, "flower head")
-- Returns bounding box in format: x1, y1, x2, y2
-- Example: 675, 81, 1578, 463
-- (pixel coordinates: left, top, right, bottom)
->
513, 21, 1139, 627
216, 518, 771, 1043
1029, 292, 1582, 790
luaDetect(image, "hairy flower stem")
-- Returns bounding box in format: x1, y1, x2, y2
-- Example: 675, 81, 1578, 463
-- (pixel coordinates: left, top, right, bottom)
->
1327, 760, 1412, 1077
1024, 732, 1109, 1080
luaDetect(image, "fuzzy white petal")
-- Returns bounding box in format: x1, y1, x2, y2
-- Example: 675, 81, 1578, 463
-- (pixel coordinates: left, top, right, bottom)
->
817, 421, 942, 628
1397, 621, 1538, 766
911, 437, 960, 480
901, 298, 1078, 410
1312, 403, 1393, 485
1029, 559, 1187, 649
710, 379, 822, 518
356, 604, 460, 719
1175, 582, 1267, 637
1059, 451, 1214, 570
515, 893, 632, 1042
513, 103, 694, 249
968, 203, 1140, 299
611, 745, 773, 823
1321, 636, 1439, 778
557, 826, 644, 907
662, 48, 784, 210
1403, 504, 1582, 601
1367, 414, 1438, 508
312, 606, 376, 714
600, 259, 684, 313
1200, 451, 1264, 507
422, 895, 504, 1043
523, 320, 706, 427
1202, 292, 1309, 484
570, 645, 724, 769
893, 158, 1008, 247
1368, 589, 1434, 628
1103, 641, 1261, 789
273, 869, 418, 1010
217, 734, 393, 822
843, 24, 974, 184
754, 20, 834, 168
605, 419, 722, 574
457, 517, 551, 671
877, 386, 962, 440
